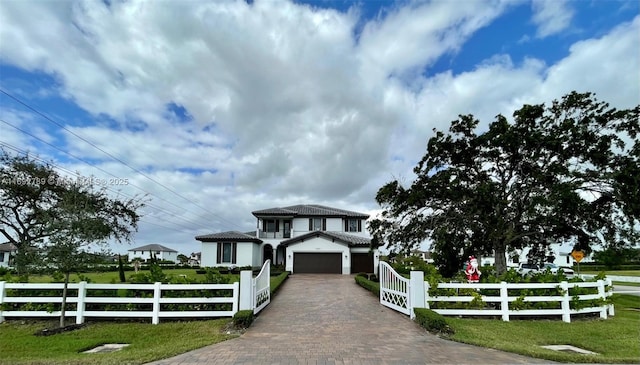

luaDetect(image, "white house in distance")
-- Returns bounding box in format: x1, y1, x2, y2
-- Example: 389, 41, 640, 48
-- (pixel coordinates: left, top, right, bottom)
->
0, 243, 16, 268
127, 244, 179, 263
195, 204, 379, 275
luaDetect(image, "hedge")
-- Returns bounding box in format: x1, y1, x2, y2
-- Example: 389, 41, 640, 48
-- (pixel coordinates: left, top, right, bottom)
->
270, 272, 289, 295
414, 308, 454, 335
233, 310, 254, 328
355, 275, 380, 296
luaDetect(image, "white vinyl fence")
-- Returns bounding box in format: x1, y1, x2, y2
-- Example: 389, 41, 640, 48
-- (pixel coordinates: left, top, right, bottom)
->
378, 263, 615, 323
0, 281, 238, 324
1, 261, 275, 324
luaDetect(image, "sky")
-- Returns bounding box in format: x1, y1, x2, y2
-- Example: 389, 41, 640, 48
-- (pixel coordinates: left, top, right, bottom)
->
0, 0, 638, 256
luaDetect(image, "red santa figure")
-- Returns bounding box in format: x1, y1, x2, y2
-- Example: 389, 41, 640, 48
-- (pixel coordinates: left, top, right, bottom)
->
465, 256, 481, 283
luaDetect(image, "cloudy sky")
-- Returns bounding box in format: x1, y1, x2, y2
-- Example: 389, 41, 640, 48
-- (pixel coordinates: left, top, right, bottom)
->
1, 0, 638, 256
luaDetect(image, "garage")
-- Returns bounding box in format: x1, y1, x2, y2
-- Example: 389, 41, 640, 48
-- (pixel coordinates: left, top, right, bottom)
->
350, 253, 374, 273
293, 252, 342, 274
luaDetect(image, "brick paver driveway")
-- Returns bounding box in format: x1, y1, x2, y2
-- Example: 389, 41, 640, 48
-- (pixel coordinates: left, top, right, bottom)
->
148, 275, 551, 365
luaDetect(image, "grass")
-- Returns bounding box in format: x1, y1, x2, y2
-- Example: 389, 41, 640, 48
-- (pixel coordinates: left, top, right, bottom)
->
0, 319, 236, 365
446, 294, 640, 363
614, 281, 640, 287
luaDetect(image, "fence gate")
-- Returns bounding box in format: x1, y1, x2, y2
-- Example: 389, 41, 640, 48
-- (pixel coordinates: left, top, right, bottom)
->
379, 262, 410, 315
253, 259, 271, 314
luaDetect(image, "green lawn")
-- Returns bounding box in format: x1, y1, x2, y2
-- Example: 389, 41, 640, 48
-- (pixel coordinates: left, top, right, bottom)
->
447, 294, 640, 363
0, 319, 236, 365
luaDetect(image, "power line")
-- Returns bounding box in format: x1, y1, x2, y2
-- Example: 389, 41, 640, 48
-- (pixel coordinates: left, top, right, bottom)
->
0, 140, 219, 233
0, 123, 216, 230
0, 88, 243, 231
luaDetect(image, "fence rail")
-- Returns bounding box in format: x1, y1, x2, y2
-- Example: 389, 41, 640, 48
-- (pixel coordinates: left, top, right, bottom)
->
424, 280, 614, 322
0, 281, 239, 324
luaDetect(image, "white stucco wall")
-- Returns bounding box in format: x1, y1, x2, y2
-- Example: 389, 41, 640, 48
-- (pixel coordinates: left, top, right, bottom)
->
0, 252, 11, 268
200, 242, 257, 268
285, 237, 350, 274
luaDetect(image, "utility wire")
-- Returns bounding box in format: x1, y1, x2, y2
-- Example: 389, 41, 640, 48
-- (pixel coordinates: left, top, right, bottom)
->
1, 88, 243, 231
0, 140, 218, 232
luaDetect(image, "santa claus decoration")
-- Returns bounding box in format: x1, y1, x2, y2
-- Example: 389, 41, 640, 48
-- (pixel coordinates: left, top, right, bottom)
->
465, 256, 481, 283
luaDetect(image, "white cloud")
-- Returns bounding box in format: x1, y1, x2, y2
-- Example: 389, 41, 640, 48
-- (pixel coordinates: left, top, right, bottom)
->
0, 0, 637, 255
531, 0, 574, 38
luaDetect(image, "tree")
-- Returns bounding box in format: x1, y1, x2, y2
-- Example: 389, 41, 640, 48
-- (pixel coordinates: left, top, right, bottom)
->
370, 92, 639, 275
0, 150, 144, 327
177, 253, 189, 265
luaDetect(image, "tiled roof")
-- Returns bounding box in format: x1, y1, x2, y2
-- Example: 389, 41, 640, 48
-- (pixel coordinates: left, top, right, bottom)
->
195, 231, 262, 243
128, 244, 177, 253
0, 243, 17, 252
252, 204, 369, 218
281, 231, 371, 247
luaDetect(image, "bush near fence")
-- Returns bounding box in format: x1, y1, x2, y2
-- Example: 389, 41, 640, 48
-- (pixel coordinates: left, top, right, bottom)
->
413, 308, 454, 335
270, 272, 290, 295
355, 274, 380, 296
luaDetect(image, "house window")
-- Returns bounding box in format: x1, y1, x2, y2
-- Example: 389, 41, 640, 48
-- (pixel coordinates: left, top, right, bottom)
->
264, 219, 279, 232
0, 252, 4, 262
309, 218, 326, 231
156, 251, 161, 255
217, 242, 237, 264
345, 219, 361, 232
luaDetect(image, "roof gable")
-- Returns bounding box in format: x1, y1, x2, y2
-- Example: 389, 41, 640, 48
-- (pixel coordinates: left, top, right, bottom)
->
281, 231, 371, 247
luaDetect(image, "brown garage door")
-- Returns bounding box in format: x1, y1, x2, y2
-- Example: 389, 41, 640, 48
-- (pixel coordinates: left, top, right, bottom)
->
293, 253, 342, 274
351, 253, 374, 273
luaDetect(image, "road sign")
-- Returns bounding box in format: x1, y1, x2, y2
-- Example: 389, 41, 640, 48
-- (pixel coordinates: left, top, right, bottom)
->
571, 250, 585, 263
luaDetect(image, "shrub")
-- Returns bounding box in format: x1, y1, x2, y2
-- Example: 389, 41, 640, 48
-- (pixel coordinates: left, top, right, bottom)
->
233, 309, 254, 328
414, 308, 454, 335
355, 275, 380, 296
270, 272, 289, 295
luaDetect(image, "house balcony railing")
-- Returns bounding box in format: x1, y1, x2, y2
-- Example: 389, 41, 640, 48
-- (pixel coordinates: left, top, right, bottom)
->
258, 230, 291, 239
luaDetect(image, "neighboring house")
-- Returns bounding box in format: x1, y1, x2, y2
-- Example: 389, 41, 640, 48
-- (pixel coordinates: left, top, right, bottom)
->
0, 243, 17, 268
188, 252, 201, 267
475, 243, 589, 268
412, 250, 434, 263
195, 204, 379, 274
127, 244, 179, 263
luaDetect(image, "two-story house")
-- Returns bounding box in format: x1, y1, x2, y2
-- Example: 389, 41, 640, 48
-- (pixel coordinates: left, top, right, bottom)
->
195, 204, 379, 274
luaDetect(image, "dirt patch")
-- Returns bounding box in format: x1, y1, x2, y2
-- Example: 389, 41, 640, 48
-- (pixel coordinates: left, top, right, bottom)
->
35, 323, 87, 336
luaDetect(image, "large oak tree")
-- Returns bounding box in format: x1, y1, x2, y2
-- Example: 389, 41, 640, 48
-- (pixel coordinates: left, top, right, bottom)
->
369, 92, 639, 276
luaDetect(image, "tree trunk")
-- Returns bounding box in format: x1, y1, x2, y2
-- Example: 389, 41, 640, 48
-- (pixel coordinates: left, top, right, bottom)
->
59, 271, 70, 328
494, 243, 508, 275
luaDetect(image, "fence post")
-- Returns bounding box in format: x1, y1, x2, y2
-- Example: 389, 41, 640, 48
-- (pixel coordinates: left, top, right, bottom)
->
500, 281, 509, 322
76, 281, 87, 324
0, 281, 5, 323
152, 282, 161, 325
232, 282, 240, 315
424, 281, 430, 309
239, 270, 253, 311
409, 271, 424, 320
596, 280, 607, 319
606, 278, 615, 316
560, 281, 571, 323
